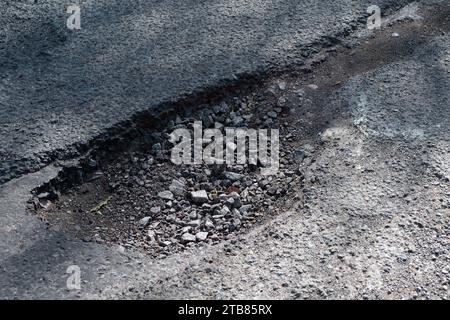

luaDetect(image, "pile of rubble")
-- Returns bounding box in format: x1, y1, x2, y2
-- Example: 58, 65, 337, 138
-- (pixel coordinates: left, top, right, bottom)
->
35, 82, 309, 258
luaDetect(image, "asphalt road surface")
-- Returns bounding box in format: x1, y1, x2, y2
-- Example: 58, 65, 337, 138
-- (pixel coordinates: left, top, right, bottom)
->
1, 0, 449, 300
0, 0, 412, 184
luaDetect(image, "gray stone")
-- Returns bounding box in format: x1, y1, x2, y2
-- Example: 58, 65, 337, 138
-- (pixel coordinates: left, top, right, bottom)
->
37, 192, 50, 200
196, 232, 209, 242
150, 206, 161, 215
232, 208, 242, 219
231, 218, 241, 227
182, 226, 192, 233
277, 81, 287, 90
220, 206, 231, 216
189, 211, 198, 220
159, 240, 172, 247
293, 149, 306, 161
152, 143, 162, 152
228, 192, 242, 208
205, 220, 215, 229
267, 111, 278, 119
169, 179, 186, 196
147, 230, 156, 241
191, 190, 209, 203
258, 179, 270, 189
267, 186, 278, 196
277, 97, 287, 107
223, 171, 244, 182
200, 182, 214, 191
158, 190, 174, 201
225, 197, 235, 207
232, 116, 245, 126
138, 217, 151, 229
181, 233, 197, 244
186, 219, 201, 227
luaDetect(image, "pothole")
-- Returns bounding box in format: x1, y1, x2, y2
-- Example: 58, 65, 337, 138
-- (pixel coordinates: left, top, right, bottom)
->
30, 83, 312, 259
27, 3, 449, 259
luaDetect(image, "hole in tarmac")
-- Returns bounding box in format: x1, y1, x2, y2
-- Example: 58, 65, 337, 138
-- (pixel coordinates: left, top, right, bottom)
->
28, 3, 450, 258
30, 85, 310, 259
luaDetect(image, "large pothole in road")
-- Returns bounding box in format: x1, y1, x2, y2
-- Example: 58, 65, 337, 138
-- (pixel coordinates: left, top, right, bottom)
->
31, 86, 313, 258
29, 3, 449, 259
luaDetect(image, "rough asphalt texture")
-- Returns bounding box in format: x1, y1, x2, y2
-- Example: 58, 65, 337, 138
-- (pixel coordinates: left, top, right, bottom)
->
1, 1, 449, 300
143, 7, 450, 299
0, 0, 413, 184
